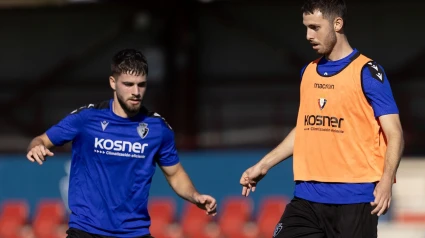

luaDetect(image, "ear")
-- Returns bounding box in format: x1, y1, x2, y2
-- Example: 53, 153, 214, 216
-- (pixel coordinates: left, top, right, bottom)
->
334, 17, 343, 32
109, 76, 117, 91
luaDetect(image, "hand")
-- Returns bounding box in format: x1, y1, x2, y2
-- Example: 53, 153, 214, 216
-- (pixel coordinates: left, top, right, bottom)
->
194, 194, 217, 216
27, 145, 54, 165
240, 164, 267, 197
371, 177, 393, 216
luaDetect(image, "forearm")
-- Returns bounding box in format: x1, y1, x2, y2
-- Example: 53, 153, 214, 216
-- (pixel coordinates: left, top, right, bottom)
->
382, 132, 404, 180
27, 137, 46, 152
257, 127, 296, 172
27, 133, 54, 152
166, 169, 199, 204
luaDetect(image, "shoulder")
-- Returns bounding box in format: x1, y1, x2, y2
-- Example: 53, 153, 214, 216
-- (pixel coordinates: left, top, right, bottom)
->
301, 57, 322, 79
70, 100, 110, 115
142, 107, 173, 131
360, 58, 387, 83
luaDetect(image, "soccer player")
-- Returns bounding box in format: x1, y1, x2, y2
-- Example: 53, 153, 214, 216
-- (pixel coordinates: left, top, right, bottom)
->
26, 49, 217, 238
239, 0, 404, 237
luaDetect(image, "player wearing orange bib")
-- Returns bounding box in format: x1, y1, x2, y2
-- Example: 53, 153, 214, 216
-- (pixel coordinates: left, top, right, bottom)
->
239, 0, 404, 237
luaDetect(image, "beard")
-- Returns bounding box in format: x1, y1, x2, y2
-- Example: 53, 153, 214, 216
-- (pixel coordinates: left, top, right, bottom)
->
319, 30, 337, 55
117, 93, 142, 115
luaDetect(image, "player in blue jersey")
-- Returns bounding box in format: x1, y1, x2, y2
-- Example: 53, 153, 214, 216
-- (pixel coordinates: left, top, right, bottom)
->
26, 49, 217, 238
239, 0, 404, 237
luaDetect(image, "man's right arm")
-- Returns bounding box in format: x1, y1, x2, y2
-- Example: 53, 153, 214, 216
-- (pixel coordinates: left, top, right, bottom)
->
26, 133, 55, 165
27, 133, 54, 151
27, 107, 86, 164
256, 127, 296, 173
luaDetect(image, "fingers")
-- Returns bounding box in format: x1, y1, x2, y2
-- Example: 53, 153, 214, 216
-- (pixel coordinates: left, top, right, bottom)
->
240, 171, 250, 185
26, 151, 35, 162
242, 186, 248, 196
26, 145, 53, 165
378, 200, 388, 216
45, 148, 54, 156
198, 196, 217, 216
371, 197, 390, 216
372, 199, 388, 216
206, 197, 217, 216
32, 150, 45, 165
40, 146, 46, 156
242, 185, 257, 197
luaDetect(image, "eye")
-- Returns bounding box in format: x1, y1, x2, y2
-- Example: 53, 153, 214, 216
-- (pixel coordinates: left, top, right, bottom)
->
309, 25, 320, 31
138, 82, 147, 87
123, 82, 133, 87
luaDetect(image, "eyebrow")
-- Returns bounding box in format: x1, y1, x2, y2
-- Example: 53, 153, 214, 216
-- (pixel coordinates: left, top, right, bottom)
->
122, 81, 147, 85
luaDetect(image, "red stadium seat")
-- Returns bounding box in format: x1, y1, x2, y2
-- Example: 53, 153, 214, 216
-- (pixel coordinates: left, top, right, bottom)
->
32, 199, 66, 238
0, 200, 29, 238
180, 202, 213, 238
148, 197, 176, 237
395, 212, 425, 224
257, 196, 289, 238
218, 196, 253, 238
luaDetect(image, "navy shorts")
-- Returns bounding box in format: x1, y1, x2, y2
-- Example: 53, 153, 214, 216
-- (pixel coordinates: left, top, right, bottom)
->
272, 197, 378, 238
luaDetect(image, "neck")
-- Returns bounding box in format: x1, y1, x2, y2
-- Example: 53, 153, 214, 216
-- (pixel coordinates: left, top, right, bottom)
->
325, 34, 353, 61
112, 95, 137, 118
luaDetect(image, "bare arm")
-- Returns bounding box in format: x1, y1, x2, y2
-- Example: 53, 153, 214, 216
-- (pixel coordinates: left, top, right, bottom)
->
160, 162, 217, 215
160, 162, 199, 203
240, 127, 296, 196
257, 127, 296, 173
379, 114, 404, 181
371, 114, 404, 216
27, 133, 54, 152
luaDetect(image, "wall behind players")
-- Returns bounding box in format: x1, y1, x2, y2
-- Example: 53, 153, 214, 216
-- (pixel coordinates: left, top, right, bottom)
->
0, 151, 295, 217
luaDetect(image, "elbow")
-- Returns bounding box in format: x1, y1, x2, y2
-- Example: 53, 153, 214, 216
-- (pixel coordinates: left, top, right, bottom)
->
385, 129, 404, 151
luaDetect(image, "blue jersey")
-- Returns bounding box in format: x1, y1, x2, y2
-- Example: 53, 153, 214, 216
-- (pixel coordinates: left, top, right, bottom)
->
294, 49, 399, 204
46, 99, 179, 237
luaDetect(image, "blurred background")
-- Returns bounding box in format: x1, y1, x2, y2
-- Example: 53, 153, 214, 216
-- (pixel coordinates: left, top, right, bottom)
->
0, 0, 424, 237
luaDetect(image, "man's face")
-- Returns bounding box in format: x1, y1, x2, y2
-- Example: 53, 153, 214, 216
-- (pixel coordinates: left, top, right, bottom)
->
110, 73, 147, 115
303, 10, 337, 55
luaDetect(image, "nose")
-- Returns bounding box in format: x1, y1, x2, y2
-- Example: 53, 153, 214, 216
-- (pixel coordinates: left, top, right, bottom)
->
131, 85, 140, 96
306, 28, 314, 41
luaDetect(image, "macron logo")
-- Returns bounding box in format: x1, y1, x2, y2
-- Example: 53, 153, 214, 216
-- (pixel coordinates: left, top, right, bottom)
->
94, 138, 148, 156
101, 121, 109, 131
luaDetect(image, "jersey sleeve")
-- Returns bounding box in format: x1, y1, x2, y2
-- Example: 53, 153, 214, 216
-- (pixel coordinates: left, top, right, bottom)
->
361, 62, 399, 117
156, 120, 180, 166
45, 108, 86, 146
300, 64, 308, 80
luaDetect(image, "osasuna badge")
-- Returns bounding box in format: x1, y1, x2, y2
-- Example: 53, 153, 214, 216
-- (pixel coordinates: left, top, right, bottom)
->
273, 223, 283, 237
137, 123, 149, 139
318, 98, 327, 110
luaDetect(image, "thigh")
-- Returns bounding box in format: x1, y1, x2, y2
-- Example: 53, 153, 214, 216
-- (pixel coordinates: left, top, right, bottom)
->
338, 203, 378, 238
273, 197, 325, 238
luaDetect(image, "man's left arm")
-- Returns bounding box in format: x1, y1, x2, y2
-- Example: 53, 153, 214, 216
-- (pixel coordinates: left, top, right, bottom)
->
371, 114, 404, 216
156, 119, 217, 216
159, 162, 200, 204
379, 114, 404, 181
361, 62, 404, 216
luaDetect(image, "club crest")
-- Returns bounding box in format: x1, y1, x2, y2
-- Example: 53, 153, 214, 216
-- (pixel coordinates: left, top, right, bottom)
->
273, 223, 283, 237
137, 123, 149, 139
318, 98, 327, 110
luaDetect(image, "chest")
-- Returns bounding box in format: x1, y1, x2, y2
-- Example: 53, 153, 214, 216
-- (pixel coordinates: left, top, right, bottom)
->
80, 116, 161, 157
301, 68, 361, 102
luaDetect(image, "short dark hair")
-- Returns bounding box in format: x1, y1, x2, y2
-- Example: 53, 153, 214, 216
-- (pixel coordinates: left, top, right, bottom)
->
301, 0, 347, 25
111, 49, 148, 77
